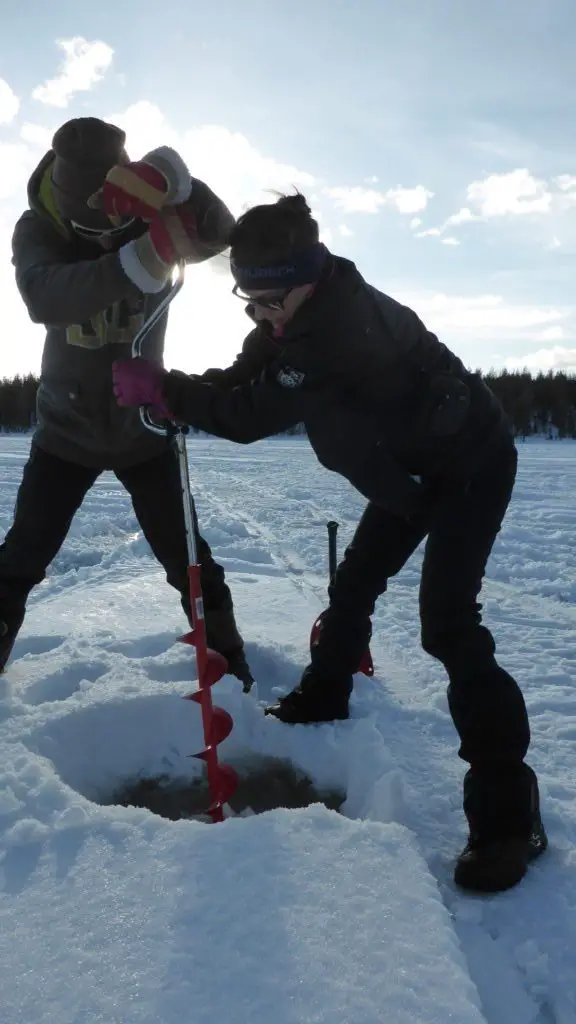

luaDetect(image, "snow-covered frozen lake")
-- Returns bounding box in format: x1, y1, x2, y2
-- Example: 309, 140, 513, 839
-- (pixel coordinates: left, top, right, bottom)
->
0, 434, 575, 1023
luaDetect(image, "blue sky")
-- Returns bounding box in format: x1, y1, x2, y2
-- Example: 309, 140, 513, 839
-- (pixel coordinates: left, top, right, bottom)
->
1, 0, 575, 377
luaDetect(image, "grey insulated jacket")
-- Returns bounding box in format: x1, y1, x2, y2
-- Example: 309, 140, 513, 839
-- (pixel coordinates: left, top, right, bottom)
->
12, 150, 234, 469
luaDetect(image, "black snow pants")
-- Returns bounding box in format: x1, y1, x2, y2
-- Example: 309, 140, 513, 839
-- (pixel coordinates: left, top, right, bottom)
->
312, 439, 530, 776
0, 442, 233, 628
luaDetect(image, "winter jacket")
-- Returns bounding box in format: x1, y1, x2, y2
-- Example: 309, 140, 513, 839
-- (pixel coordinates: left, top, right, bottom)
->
162, 253, 512, 517
11, 150, 234, 469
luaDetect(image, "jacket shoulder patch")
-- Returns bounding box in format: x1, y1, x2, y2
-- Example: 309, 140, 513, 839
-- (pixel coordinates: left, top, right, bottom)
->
277, 366, 305, 388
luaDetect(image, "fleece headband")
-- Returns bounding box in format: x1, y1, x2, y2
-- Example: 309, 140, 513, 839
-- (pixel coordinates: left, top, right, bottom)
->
231, 242, 327, 292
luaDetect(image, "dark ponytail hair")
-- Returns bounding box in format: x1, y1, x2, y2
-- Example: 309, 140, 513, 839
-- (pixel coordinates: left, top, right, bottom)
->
230, 191, 319, 267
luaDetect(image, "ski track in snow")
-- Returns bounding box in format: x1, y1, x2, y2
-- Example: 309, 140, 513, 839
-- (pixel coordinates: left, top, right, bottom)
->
1, 435, 576, 1022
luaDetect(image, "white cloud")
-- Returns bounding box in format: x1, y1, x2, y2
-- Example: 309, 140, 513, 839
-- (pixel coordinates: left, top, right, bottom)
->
0, 226, 45, 376
162, 261, 252, 375
555, 175, 576, 192
415, 171, 554, 244
32, 37, 114, 108
537, 325, 565, 342
393, 289, 572, 345
107, 102, 315, 217
0, 78, 19, 125
387, 185, 434, 214
20, 123, 53, 148
505, 345, 576, 372
466, 169, 552, 217
338, 224, 352, 237
410, 217, 422, 229
0, 143, 37, 201
323, 182, 433, 216
446, 206, 477, 227
323, 186, 387, 214
553, 176, 576, 215
441, 236, 460, 246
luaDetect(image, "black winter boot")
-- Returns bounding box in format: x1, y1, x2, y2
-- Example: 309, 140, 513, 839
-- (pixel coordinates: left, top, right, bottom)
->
265, 666, 352, 724
0, 609, 25, 674
454, 763, 548, 893
204, 607, 255, 693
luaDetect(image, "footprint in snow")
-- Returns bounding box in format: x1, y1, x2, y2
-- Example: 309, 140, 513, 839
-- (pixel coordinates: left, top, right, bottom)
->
23, 661, 109, 706
11, 634, 67, 660
103, 633, 178, 659
144, 658, 199, 684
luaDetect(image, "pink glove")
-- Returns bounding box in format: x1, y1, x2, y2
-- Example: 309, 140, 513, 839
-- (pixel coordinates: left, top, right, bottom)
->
112, 357, 171, 418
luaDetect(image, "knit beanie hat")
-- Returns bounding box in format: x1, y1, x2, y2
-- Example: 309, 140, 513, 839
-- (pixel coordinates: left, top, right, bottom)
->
50, 117, 129, 229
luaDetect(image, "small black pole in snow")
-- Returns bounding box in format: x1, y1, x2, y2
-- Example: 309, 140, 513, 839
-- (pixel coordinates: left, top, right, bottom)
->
327, 521, 339, 586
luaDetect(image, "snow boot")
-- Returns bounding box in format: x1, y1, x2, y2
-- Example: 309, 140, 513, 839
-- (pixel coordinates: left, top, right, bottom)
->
0, 609, 25, 674
265, 667, 352, 724
454, 763, 548, 893
204, 607, 255, 693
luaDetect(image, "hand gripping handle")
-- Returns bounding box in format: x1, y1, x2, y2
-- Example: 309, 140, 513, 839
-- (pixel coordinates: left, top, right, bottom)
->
131, 263, 186, 436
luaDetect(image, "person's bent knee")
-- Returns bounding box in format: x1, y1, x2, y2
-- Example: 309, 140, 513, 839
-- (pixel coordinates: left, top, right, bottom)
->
420, 621, 496, 672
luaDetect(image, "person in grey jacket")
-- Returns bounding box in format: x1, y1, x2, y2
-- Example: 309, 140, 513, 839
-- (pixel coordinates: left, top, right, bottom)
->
2, 116, 253, 689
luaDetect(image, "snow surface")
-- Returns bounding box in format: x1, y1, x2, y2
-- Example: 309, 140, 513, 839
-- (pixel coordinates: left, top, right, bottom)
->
0, 435, 575, 1023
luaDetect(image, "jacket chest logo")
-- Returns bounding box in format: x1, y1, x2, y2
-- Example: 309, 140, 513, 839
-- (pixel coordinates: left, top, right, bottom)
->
66, 298, 145, 350
277, 366, 305, 388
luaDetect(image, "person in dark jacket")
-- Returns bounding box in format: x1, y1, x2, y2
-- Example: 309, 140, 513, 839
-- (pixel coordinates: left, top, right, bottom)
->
3, 116, 253, 689
111, 192, 547, 893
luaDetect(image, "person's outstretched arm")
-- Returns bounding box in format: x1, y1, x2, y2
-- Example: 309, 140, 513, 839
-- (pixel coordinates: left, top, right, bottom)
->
112, 355, 310, 444
162, 370, 308, 443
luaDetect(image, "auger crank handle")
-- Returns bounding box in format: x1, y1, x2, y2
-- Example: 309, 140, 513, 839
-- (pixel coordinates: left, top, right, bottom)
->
131, 263, 186, 437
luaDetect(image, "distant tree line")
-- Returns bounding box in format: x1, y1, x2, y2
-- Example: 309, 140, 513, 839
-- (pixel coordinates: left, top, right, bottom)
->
484, 370, 576, 439
2, 370, 576, 439
0, 375, 40, 431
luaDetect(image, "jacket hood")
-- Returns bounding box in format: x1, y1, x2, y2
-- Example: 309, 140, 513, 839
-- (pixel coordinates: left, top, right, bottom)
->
27, 150, 71, 240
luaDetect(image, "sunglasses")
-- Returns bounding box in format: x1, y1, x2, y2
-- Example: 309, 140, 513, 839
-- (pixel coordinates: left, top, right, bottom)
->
70, 218, 136, 241
232, 283, 291, 311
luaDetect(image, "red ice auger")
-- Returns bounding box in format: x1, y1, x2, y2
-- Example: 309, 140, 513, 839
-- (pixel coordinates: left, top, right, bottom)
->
132, 266, 237, 822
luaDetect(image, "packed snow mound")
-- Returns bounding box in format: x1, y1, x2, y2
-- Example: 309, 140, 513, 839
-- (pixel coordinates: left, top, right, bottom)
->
0, 805, 486, 1024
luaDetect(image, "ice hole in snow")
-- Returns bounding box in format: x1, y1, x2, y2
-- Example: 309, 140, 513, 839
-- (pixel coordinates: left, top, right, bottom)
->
26, 694, 345, 822
111, 756, 345, 822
